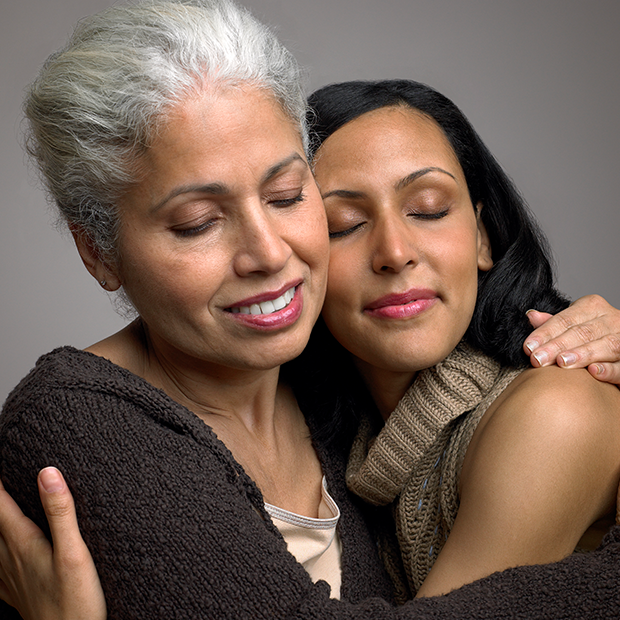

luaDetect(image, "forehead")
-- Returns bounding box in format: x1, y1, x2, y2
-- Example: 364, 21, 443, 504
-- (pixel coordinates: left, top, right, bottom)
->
148, 86, 303, 173
121, 85, 307, 211
314, 105, 461, 179
158, 85, 301, 152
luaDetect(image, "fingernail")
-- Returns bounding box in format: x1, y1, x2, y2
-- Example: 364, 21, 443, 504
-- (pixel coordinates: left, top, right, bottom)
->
524, 339, 539, 354
532, 350, 549, 366
592, 364, 604, 376
559, 352, 577, 367
39, 467, 64, 493
525, 309, 538, 316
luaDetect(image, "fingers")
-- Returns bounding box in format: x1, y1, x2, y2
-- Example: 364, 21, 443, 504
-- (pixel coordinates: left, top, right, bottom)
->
0, 475, 53, 617
0, 476, 44, 543
0, 470, 106, 620
523, 295, 620, 385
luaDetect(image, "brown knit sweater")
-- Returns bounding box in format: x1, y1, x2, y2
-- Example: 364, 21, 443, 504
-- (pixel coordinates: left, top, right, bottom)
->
346, 342, 522, 593
3, 346, 620, 618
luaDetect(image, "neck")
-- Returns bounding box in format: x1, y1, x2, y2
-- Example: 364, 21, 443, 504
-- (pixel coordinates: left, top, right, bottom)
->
354, 357, 416, 421
92, 319, 284, 432
144, 326, 284, 432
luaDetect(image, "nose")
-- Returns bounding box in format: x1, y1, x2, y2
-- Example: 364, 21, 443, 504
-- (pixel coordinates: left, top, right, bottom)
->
233, 201, 293, 276
371, 213, 418, 274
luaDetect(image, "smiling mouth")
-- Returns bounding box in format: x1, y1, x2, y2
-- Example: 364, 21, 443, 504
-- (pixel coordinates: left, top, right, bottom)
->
229, 286, 296, 316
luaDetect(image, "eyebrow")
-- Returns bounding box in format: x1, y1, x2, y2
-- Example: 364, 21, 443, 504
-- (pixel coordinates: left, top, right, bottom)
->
321, 166, 457, 201
150, 152, 306, 213
396, 167, 456, 191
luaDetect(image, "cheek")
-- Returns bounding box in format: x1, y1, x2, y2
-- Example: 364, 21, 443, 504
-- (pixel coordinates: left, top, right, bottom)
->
118, 241, 220, 316
321, 249, 360, 340
294, 201, 330, 277
325, 245, 358, 302
434, 230, 481, 323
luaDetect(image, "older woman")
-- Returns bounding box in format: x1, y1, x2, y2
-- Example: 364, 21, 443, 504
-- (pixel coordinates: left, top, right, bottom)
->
2, 1, 620, 619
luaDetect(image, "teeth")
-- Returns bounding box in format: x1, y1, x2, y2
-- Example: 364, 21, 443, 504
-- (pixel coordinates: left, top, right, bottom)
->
231, 286, 295, 315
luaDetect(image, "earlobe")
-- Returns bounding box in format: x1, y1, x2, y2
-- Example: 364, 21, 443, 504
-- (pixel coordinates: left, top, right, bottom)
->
70, 225, 122, 291
475, 204, 493, 272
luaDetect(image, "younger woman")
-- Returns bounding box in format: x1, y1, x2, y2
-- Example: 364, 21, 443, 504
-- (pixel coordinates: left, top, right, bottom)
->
305, 79, 620, 598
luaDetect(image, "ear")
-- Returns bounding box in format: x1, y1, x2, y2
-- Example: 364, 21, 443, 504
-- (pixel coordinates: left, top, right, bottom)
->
69, 225, 122, 291
475, 203, 493, 272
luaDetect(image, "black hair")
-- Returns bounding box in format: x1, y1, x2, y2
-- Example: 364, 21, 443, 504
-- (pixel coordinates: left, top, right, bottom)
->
287, 79, 569, 445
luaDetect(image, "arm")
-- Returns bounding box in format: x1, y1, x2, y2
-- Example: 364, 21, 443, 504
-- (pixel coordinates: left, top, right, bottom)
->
0, 469, 105, 620
524, 294, 620, 384
1, 469, 620, 619
417, 365, 620, 598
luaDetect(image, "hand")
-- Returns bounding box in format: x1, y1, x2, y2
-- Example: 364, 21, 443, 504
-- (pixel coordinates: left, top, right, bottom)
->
0, 468, 106, 620
524, 294, 620, 385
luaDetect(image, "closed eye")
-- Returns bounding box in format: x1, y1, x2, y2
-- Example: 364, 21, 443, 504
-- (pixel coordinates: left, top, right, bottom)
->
408, 208, 449, 220
270, 191, 305, 208
173, 219, 217, 237
329, 222, 365, 239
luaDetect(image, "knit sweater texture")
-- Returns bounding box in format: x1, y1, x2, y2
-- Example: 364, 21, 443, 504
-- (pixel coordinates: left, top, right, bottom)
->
347, 343, 524, 592
2, 346, 620, 619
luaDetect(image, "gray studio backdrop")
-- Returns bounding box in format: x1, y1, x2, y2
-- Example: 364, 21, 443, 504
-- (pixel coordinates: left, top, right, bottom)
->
1, 0, 619, 403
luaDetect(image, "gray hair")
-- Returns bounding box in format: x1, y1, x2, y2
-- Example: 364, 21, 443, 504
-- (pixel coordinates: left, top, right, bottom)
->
24, 0, 308, 262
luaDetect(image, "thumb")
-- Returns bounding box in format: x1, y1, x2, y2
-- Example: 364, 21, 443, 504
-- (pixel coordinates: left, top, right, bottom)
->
37, 467, 82, 555
526, 309, 553, 329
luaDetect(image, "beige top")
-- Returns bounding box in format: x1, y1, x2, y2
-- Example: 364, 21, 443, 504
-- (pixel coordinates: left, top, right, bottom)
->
265, 476, 342, 599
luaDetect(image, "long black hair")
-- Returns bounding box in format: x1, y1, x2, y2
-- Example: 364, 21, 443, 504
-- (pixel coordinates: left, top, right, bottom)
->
285, 79, 569, 445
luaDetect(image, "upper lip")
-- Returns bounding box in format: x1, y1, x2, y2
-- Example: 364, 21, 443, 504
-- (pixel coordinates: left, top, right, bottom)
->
365, 288, 437, 310
227, 280, 301, 309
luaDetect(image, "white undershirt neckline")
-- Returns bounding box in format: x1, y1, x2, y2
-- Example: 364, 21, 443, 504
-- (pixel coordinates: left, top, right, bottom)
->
264, 476, 342, 599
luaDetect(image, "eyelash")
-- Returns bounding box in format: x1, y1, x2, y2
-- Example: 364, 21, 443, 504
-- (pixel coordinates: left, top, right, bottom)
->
175, 219, 217, 238
270, 191, 305, 207
328, 222, 365, 239
407, 208, 450, 220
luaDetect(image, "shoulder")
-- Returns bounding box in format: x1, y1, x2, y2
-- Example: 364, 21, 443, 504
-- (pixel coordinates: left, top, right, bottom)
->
0, 345, 174, 456
461, 365, 620, 524
2, 346, 138, 419
476, 365, 620, 449
2, 346, 94, 417
468, 365, 620, 446
421, 366, 620, 596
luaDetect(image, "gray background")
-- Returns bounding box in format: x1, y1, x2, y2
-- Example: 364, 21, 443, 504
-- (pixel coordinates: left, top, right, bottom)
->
1, 0, 619, 403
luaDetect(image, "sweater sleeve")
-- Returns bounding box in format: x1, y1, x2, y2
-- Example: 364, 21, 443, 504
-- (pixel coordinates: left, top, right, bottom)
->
290, 526, 620, 619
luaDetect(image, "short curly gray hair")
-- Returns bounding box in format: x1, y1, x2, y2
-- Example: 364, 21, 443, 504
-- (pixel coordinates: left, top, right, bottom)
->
24, 0, 308, 262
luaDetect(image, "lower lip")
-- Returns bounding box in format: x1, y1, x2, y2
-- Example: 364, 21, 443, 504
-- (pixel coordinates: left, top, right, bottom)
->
365, 297, 437, 320
226, 286, 303, 331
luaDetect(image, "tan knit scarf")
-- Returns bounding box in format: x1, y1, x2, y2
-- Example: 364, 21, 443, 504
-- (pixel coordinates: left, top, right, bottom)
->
346, 342, 523, 593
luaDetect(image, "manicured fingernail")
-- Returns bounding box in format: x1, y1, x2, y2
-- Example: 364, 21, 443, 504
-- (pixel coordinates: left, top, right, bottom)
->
525, 309, 538, 316
524, 339, 538, 354
532, 350, 549, 366
559, 352, 577, 367
39, 467, 64, 493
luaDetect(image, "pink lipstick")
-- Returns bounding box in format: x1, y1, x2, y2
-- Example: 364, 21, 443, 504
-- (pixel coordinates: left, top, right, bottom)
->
226, 282, 303, 330
364, 288, 437, 320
